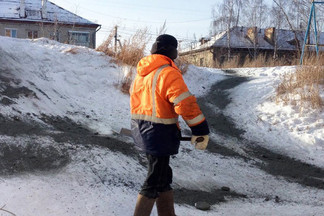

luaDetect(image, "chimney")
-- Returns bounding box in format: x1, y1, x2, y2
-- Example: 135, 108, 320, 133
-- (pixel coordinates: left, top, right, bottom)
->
264, 27, 275, 45
246, 27, 258, 44
42, 0, 47, 19
19, 0, 26, 18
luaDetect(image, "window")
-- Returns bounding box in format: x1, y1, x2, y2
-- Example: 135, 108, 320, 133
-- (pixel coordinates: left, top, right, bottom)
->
69, 31, 90, 47
200, 57, 204, 66
5, 29, 17, 38
50, 31, 60, 41
27, 30, 38, 39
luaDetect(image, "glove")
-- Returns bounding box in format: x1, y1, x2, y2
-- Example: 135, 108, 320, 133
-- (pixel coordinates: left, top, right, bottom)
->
191, 135, 209, 150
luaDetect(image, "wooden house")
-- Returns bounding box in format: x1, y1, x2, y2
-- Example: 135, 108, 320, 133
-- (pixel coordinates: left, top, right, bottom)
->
180, 26, 323, 67
0, 0, 100, 48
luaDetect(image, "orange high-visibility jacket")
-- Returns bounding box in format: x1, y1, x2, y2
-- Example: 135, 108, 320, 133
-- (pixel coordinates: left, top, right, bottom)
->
130, 54, 208, 156
130, 54, 205, 126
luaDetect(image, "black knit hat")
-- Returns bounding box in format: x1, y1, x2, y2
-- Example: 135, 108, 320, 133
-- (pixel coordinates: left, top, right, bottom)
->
151, 34, 178, 60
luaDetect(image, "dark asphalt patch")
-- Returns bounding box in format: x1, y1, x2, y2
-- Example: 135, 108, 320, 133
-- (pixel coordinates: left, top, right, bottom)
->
196, 75, 248, 158
174, 187, 246, 206
0, 73, 37, 99
197, 75, 248, 139
40, 115, 140, 158
0, 114, 142, 175
0, 115, 70, 175
0, 141, 69, 175
0, 97, 16, 105
0, 114, 47, 136
0, 85, 37, 99
204, 75, 250, 109
249, 142, 324, 189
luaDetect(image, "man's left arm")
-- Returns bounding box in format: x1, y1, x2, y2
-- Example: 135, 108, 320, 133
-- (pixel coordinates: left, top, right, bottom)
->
165, 72, 210, 149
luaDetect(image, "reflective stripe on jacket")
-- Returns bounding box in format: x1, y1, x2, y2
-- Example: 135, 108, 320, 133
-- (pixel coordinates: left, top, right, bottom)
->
130, 54, 205, 126
130, 54, 207, 156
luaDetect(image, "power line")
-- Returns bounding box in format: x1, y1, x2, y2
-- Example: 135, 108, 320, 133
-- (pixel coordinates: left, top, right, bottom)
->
51, 0, 211, 42
56, 0, 206, 43
53, 0, 211, 24
86, 7, 210, 24
60, 0, 209, 16
100, 26, 196, 42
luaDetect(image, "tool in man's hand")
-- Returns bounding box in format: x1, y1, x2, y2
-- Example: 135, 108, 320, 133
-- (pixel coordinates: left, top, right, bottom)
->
112, 126, 192, 141
191, 135, 209, 150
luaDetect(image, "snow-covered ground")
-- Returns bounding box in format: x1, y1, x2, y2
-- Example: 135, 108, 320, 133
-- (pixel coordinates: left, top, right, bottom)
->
227, 67, 324, 168
0, 36, 323, 216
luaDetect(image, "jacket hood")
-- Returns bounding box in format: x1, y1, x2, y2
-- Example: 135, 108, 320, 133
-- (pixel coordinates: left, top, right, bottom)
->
137, 54, 179, 76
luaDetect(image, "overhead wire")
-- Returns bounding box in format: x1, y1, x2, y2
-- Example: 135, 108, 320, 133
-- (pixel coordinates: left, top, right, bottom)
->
53, 0, 211, 24
99, 26, 197, 42
53, 0, 206, 44
61, 0, 209, 17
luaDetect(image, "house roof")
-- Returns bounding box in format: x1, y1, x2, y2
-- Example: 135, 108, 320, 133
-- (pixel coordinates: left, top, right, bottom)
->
181, 26, 324, 53
0, 0, 99, 27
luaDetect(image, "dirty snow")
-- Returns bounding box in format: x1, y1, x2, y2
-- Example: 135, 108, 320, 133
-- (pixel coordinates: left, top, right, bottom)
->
0, 36, 323, 216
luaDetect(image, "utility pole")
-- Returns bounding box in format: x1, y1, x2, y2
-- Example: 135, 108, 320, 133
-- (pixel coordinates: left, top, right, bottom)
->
114, 25, 118, 55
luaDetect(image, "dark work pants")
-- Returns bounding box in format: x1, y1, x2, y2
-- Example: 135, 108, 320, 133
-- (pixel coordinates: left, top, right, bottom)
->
139, 154, 173, 199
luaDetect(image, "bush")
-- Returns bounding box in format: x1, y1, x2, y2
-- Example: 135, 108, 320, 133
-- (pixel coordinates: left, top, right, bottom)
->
96, 31, 115, 57
174, 55, 190, 74
220, 54, 291, 68
97, 27, 149, 67
97, 27, 150, 94
117, 28, 148, 67
276, 55, 324, 110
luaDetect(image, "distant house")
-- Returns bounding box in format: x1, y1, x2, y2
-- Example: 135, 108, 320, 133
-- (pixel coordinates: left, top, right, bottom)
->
180, 26, 324, 67
0, 0, 100, 48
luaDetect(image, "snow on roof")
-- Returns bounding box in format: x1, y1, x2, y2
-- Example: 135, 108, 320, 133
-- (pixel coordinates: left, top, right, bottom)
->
181, 26, 324, 53
0, 0, 99, 26
212, 26, 302, 51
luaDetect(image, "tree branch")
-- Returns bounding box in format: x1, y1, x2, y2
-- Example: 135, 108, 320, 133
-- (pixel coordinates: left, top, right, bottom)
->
0, 204, 16, 216
273, 0, 301, 55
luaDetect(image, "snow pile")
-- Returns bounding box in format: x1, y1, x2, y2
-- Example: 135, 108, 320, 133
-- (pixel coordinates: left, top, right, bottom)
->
0, 36, 130, 135
226, 67, 324, 167
0, 36, 323, 216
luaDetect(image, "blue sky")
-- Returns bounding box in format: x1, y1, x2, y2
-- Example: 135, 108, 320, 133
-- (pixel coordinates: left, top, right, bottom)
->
50, 0, 220, 47
50, 0, 274, 48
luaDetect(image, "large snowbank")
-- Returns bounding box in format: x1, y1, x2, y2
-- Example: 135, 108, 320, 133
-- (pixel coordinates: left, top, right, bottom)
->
0, 36, 323, 215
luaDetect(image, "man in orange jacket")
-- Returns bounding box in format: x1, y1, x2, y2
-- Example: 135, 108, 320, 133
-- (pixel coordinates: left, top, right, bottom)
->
130, 34, 210, 216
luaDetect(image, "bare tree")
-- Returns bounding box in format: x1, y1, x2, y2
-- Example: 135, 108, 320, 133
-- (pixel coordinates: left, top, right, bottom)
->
210, 0, 242, 35
284, 0, 307, 30
241, 0, 270, 28
276, 0, 323, 32
239, 0, 269, 59
270, 0, 285, 59
211, 0, 243, 59
273, 0, 302, 55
